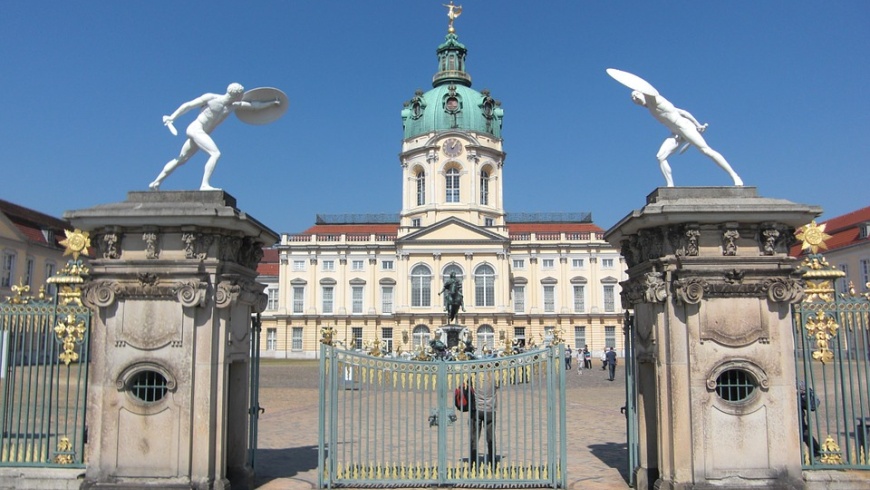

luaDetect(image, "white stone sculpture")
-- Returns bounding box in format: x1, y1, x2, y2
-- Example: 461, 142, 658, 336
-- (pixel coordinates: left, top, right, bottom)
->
607, 69, 743, 187
149, 83, 286, 191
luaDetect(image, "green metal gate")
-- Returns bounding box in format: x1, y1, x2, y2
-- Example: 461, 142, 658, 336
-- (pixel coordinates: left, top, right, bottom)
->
623, 311, 639, 487
793, 245, 870, 468
0, 258, 90, 467
318, 343, 567, 488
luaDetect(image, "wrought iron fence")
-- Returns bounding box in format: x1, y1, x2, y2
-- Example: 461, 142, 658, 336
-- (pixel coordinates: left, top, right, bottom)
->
318, 344, 566, 488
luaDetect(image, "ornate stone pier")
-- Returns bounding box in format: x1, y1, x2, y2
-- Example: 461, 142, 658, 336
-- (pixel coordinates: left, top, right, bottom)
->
605, 187, 820, 490
67, 191, 277, 490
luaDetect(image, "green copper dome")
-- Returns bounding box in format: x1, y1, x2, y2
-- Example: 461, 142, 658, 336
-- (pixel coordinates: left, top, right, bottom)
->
401, 33, 503, 140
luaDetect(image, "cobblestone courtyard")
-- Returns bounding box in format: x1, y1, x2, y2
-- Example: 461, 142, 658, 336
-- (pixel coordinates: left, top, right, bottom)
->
253, 359, 631, 490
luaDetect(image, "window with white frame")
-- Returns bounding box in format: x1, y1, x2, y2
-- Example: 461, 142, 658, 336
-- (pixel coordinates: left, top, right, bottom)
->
862, 259, 870, 291
477, 325, 494, 350
605, 326, 616, 348
602, 258, 614, 268
292, 286, 304, 313
838, 264, 849, 293
351, 285, 364, 314
416, 171, 426, 205
542, 258, 554, 269
322, 286, 334, 314
322, 260, 335, 272
544, 326, 554, 343
411, 265, 432, 307
352, 259, 364, 271
574, 326, 586, 350
513, 285, 525, 313
572, 258, 584, 268
1, 251, 15, 288
44, 262, 56, 295
266, 328, 278, 350
382, 260, 394, 270
445, 168, 460, 203
292, 327, 303, 351
267, 288, 279, 310
573, 285, 585, 312
381, 286, 393, 313
512, 258, 524, 269
543, 285, 555, 313
352, 327, 363, 350
24, 257, 34, 287
293, 260, 306, 271
411, 218, 422, 227
382, 327, 393, 353
603, 285, 616, 312
475, 264, 495, 307
412, 325, 430, 349
514, 327, 526, 348
484, 217, 494, 227
480, 170, 490, 205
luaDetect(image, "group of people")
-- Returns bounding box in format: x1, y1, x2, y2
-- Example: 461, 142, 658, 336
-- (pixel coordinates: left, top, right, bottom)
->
565, 345, 618, 380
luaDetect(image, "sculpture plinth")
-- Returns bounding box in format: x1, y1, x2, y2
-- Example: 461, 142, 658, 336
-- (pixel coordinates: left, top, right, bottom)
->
67, 191, 278, 490
606, 187, 820, 490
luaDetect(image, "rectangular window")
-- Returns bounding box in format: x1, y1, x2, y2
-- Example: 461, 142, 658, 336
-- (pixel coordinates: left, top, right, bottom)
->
602, 258, 614, 268
542, 258, 554, 269
292, 260, 306, 271
574, 326, 586, 350
292, 327, 303, 351
266, 328, 278, 350
513, 285, 525, 313
514, 327, 526, 348
446, 171, 460, 203
605, 326, 616, 349
292, 286, 305, 313
322, 260, 335, 272
44, 262, 56, 295
573, 285, 585, 312
352, 327, 363, 350
484, 217, 494, 227
381, 286, 393, 314
1, 251, 16, 288
322, 286, 334, 314
352, 260, 364, 271
543, 285, 555, 313
267, 288, 279, 310
381, 260, 394, 270
411, 218, 421, 227
480, 174, 489, 205
24, 258, 34, 287
862, 259, 870, 291
512, 259, 524, 269
838, 264, 849, 293
352, 286, 364, 314
572, 258, 584, 268
382, 327, 393, 353
544, 326, 554, 343
604, 285, 616, 312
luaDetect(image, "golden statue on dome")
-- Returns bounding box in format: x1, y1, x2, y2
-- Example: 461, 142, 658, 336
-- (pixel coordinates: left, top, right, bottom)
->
444, 2, 462, 33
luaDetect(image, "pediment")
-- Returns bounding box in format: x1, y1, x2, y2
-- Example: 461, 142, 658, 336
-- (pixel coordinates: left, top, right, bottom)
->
397, 217, 508, 245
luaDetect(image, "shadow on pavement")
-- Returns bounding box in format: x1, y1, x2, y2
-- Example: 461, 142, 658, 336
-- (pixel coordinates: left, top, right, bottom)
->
588, 442, 630, 484
255, 445, 318, 484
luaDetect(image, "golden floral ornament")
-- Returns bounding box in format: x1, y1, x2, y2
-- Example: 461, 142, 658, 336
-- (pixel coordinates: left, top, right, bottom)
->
796, 221, 831, 255
59, 229, 91, 260
54, 314, 87, 365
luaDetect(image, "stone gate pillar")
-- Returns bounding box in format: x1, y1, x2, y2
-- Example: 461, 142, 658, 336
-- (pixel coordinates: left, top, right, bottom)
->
66, 191, 278, 490
605, 187, 821, 490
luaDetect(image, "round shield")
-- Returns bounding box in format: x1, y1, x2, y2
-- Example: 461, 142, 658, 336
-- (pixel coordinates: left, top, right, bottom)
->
236, 87, 289, 125
606, 68, 660, 96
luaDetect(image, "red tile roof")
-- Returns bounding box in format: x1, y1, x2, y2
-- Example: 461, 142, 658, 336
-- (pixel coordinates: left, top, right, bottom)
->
0, 198, 68, 247
257, 263, 280, 276
792, 205, 870, 256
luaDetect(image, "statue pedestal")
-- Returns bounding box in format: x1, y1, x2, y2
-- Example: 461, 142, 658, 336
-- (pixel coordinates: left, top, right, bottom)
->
67, 191, 277, 490
606, 187, 820, 489
441, 324, 464, 349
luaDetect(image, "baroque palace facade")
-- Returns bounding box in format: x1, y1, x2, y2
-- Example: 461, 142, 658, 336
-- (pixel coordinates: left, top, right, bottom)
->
259, 23, 626, 359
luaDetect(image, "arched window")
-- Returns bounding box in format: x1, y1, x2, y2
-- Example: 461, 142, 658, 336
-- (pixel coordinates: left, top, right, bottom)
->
412, 325, 431, 350
445, 168, 460, 203
480, 170, 489, 205
477, 325, 494, 351
416, 170, 425, 206
442, 263, 464, 283
411, 264, 432, 307
474, 264, 495, 307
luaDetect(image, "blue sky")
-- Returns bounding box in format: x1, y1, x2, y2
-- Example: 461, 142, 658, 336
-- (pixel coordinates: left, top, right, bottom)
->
1, 1, 867, 235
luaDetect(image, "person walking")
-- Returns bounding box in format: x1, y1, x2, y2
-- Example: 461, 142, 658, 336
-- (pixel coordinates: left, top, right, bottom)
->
565, 346, 572, 370
470, 371, 498, 466
606, 347, 618, 381
583, 346, 592, 369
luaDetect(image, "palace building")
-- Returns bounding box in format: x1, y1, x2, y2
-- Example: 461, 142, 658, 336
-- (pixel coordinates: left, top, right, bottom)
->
259, 20, 626, 359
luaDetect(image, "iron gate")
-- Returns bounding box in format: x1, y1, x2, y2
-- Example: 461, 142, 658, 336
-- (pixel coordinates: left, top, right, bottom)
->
318, 343, 566, 488
0, 259, 90, 467
793, 250, 870, 469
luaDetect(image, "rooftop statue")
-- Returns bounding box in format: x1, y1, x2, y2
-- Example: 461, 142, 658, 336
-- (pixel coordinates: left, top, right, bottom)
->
607, 68, 743, 188
443, 2, 462, 33
149, 83, 287, 191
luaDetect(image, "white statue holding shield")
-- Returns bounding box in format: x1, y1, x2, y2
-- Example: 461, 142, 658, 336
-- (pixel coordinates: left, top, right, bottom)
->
607, 69, 743, 187
149, 83, 288, 191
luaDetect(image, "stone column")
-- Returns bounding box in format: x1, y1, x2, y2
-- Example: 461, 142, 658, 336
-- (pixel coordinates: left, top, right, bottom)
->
605, 187, 820, 490
67, 191, 278, 490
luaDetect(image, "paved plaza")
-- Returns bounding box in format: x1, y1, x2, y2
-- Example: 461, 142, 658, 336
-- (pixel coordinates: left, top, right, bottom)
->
254, 359, 631, 490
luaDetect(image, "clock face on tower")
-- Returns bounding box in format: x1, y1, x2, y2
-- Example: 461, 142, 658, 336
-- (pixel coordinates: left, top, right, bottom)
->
443, 138, 462, 157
